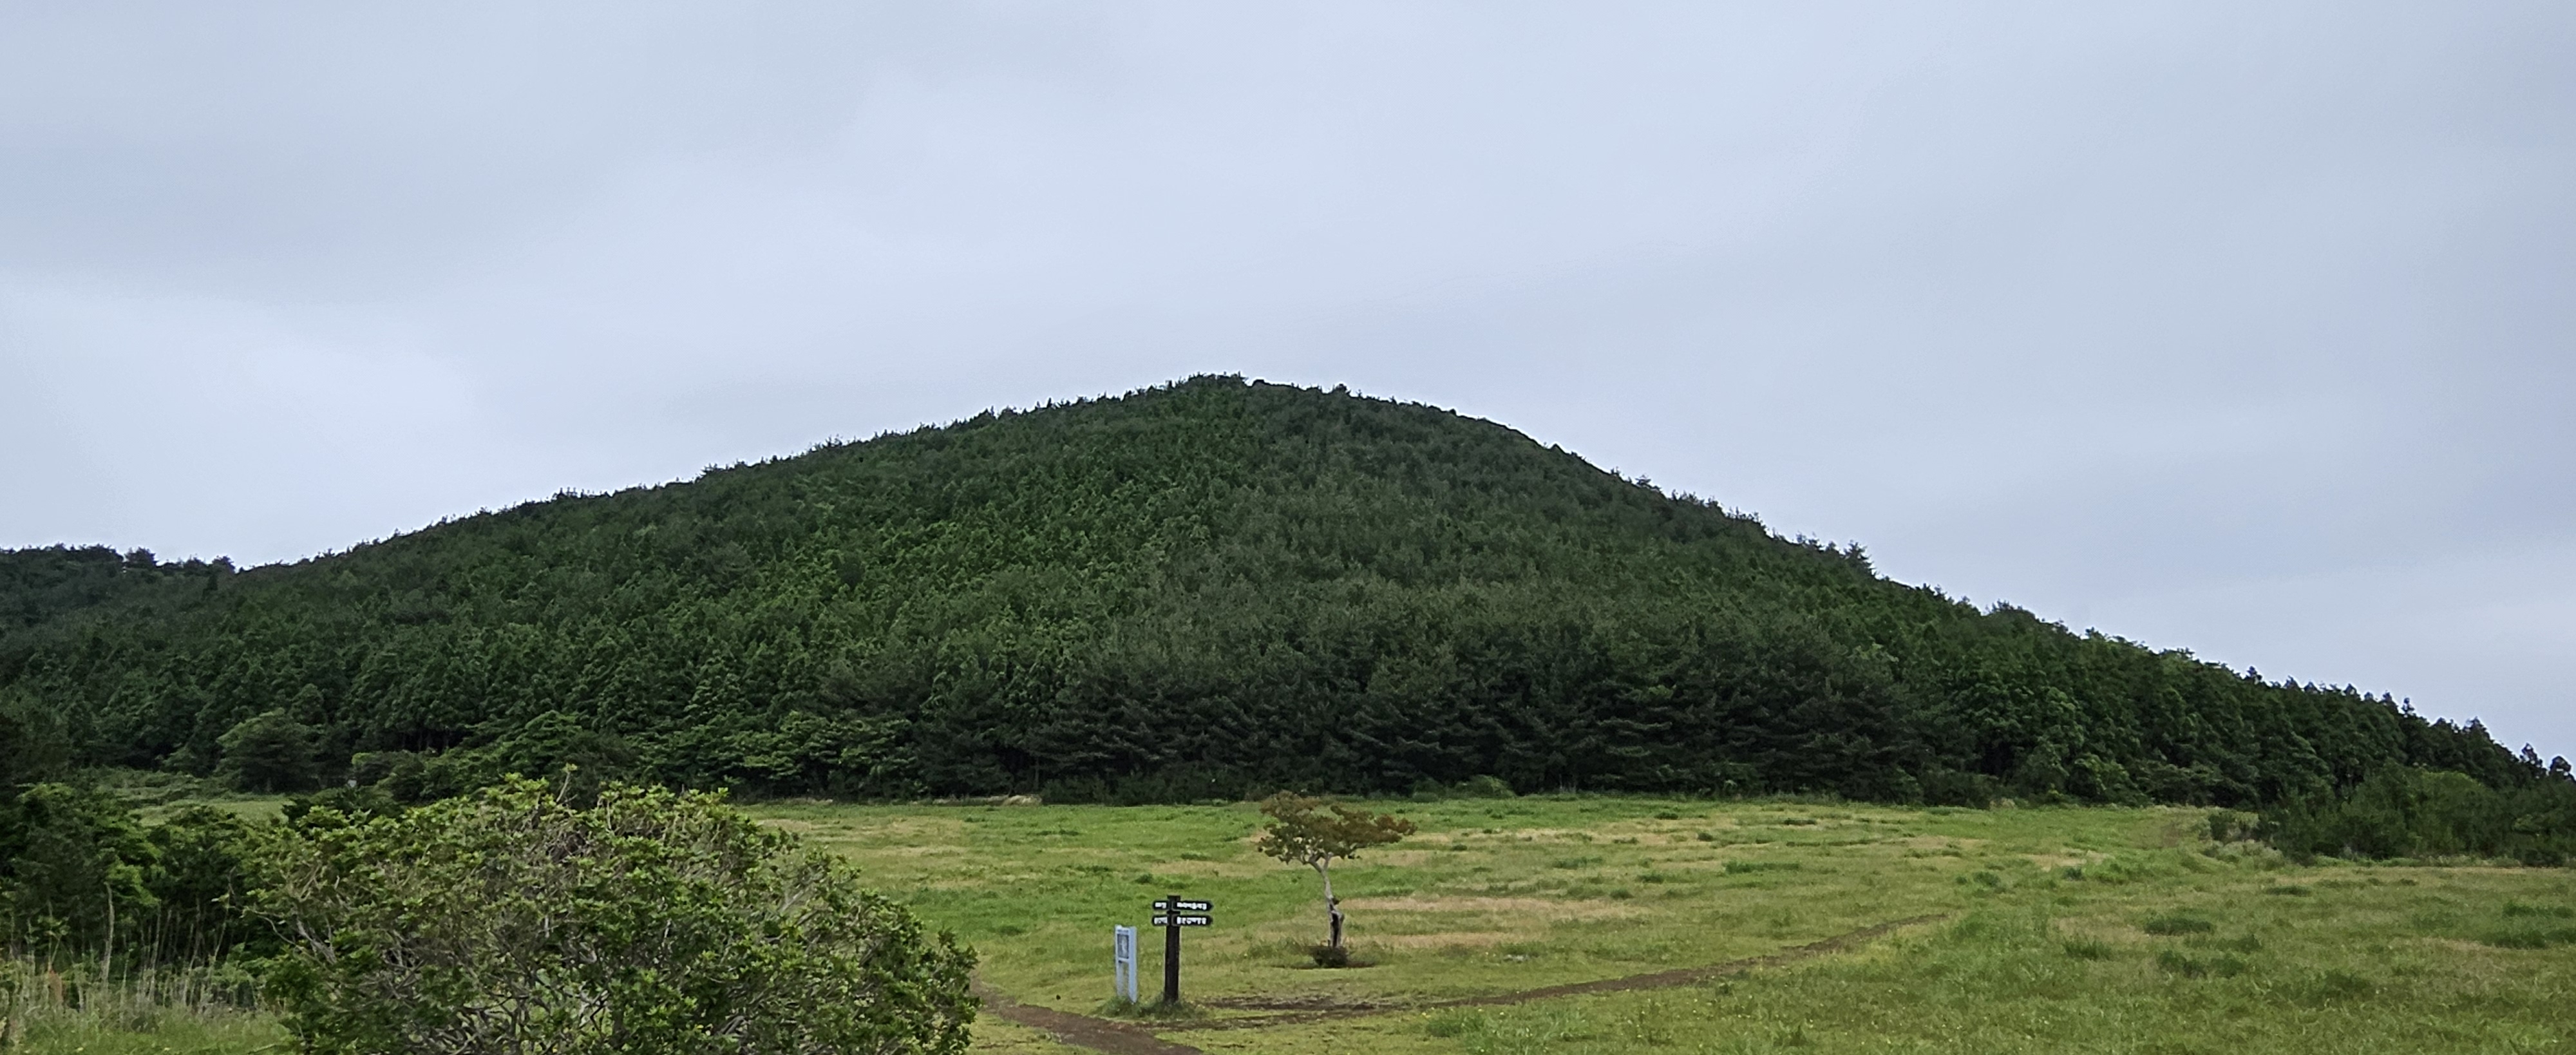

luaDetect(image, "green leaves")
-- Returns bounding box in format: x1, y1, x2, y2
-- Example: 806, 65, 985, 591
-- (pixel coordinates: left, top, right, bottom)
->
258, 777, 976, 1055
1254, 792, 1417, 870
214, 709, 323, 793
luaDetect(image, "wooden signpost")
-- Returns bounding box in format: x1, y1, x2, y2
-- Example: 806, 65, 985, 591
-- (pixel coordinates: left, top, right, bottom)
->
1149, 896, 1213, 1003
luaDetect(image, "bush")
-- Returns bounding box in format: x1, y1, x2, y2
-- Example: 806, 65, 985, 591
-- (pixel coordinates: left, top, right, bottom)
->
214, 709, 323, 793
0, 783, 153, 955
1309, 944, 1351, 967
0, 694, 73, 789
259, 777, 975, 1055
141, 805, 264, 962
2205, 809, 2260, 844
0, 786, 266, 967
2263, 765, 2576, 864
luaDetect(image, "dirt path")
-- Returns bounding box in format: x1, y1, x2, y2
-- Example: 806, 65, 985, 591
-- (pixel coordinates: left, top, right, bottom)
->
978, 913, 1945, 1050
975, 982, 1210, 1055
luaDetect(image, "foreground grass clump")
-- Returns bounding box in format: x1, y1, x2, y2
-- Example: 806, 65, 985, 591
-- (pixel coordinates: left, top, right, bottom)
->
1, 960, 279, 1055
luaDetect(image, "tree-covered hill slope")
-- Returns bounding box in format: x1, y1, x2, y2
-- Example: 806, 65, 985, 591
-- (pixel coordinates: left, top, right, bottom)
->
0, 377, 2548, 804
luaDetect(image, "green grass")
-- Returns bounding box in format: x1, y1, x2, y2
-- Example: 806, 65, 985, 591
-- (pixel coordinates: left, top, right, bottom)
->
746, 796, 2575, 1054
2, 962, 281, 1055
35, 795, 2576, 1054
8, 1011, 280, 1055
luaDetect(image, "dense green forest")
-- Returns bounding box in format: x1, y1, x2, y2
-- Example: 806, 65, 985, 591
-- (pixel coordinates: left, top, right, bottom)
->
1, 377, 2565, 811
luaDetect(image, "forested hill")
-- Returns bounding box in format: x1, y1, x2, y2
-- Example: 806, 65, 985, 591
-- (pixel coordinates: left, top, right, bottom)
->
0, 377, 2551, 804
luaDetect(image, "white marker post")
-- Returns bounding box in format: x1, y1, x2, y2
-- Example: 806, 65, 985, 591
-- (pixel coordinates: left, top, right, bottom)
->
1112, 926, 1139, 1003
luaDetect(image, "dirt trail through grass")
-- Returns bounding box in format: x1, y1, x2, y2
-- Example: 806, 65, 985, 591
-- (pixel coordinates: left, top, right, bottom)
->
981, 913, 1946, 1051
976, 982, 1211, 1055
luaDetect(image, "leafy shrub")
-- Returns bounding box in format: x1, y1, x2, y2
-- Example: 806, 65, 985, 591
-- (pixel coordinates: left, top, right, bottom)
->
2205, 809, 2261, 844
0, 694, 74, 788
0, 783, 155, 955
259, 778, 975, 1055
214, 709, 321, 793
140, 804, 265, 962
1310, 944, 1351, 968
2264, 765, 2576, 864
0, 784, 268, 969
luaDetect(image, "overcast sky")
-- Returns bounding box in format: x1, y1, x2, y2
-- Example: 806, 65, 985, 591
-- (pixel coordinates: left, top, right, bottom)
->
3, 3, 2570, 758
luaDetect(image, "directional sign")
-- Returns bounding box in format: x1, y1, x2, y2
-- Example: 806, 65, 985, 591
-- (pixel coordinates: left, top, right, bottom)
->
1151, 915, 1212, 927
1151, 900, 1212, 912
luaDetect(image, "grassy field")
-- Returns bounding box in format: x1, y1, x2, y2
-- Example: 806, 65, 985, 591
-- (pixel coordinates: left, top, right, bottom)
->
15, 795, 2573, 1054
759, 796, 2575, 1054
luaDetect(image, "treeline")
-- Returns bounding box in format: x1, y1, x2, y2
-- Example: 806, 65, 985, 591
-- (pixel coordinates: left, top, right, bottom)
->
0, 376, 2564, 813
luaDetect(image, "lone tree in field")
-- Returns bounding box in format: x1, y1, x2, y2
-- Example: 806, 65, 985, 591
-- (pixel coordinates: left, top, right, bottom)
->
258, 777, 976, 1055
1254, 792, 1416, 956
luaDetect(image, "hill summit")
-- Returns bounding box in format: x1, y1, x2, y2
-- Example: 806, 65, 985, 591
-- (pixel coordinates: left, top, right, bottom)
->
0, 377, 2541, 803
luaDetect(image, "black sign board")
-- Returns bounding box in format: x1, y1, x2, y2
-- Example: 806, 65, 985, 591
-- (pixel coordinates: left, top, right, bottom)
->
1155, 893, 1211, 1005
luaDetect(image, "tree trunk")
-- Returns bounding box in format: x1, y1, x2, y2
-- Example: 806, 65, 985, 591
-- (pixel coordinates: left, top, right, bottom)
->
1318, 859, 1344, 949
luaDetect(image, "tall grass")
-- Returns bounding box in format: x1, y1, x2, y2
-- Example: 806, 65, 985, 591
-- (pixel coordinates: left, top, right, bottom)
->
0, 956, 270, 1053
